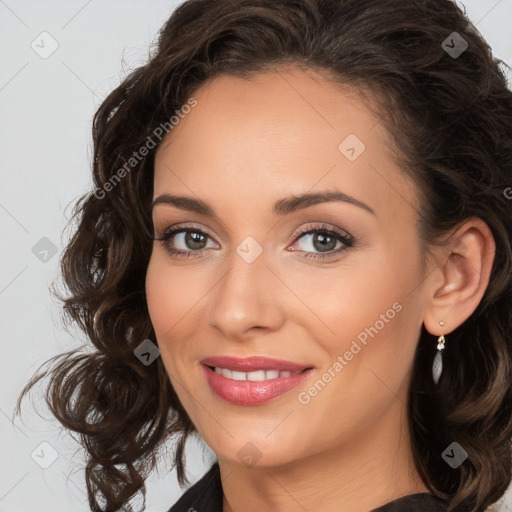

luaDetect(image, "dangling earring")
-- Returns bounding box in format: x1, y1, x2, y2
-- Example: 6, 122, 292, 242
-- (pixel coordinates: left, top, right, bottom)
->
432, 320, 446, 385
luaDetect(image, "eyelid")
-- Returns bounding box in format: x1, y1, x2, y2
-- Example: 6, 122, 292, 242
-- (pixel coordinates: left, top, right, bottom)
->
291, 222, 354, 243
155, 221, 351, 241
154, 220, 355, 260
155, 222, 217, 242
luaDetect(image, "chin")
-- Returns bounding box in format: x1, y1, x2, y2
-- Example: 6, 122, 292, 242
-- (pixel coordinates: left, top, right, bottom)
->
202, 429, 306, 469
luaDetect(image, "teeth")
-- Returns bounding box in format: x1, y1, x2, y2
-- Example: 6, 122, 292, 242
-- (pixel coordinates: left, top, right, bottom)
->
213, 367, 302, 381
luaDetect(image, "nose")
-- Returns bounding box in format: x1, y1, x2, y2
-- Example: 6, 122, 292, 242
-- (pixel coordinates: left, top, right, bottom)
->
208, 245, 285, 340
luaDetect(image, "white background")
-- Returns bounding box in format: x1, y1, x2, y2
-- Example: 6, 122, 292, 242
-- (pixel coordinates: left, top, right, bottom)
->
1, 1, 511, 511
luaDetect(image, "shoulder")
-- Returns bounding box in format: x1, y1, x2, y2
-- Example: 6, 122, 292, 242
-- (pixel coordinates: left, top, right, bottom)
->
167, 462, 223, 512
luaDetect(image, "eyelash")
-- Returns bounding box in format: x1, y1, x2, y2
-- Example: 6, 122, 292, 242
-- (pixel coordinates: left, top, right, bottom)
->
153, 223, 356, 261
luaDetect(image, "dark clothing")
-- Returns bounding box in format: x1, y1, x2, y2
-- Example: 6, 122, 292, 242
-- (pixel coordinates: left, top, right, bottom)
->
168, 462, 450, 512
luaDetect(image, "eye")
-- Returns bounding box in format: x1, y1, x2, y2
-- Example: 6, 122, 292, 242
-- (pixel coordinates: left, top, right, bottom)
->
153, 222, 356, 261
288, 224, 355, 260
154, 224, 218, 259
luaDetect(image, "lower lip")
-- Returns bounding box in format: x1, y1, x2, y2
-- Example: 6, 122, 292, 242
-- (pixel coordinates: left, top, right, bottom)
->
201, 364, 314, 405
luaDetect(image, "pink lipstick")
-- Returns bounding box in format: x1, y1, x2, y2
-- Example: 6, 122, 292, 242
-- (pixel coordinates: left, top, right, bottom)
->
201, 356, 315, 405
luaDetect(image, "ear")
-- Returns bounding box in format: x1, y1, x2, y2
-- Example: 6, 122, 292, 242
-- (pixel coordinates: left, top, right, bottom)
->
423, 217, 496, 336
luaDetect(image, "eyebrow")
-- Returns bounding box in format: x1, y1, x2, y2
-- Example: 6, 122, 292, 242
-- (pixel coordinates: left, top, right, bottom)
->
151, 190, 376, 217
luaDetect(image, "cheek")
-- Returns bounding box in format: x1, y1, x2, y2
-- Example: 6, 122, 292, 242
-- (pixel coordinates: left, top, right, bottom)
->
145, 256, 188, 363
287, 252, 407, 339
145, 256, 169, 334
145, 254, 200, 334
145, 253, 214, 379
297, 245, 422, 378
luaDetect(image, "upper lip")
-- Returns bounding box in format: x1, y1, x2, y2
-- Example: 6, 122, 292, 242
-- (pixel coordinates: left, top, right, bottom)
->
201, 356, 313, 372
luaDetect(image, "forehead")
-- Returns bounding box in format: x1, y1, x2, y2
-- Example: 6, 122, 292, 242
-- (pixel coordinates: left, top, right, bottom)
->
153, 66, 417, 222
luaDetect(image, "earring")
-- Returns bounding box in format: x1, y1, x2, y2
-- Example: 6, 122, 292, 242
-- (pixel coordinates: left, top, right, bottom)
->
432, 321, 446, 385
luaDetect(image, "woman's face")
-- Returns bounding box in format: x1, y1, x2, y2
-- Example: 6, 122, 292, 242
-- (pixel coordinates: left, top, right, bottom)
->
146, 66, 430, 467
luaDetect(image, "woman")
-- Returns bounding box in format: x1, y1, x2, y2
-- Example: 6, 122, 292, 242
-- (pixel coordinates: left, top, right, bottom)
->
16, 0, 512, 511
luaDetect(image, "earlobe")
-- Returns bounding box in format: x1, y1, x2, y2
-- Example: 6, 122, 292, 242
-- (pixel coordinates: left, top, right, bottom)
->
423, 217, 496, 336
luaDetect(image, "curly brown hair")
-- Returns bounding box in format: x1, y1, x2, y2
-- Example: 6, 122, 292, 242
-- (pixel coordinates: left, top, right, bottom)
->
15, 0, 512, 511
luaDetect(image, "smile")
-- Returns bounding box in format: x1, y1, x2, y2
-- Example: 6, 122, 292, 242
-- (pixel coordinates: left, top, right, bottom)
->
200, 359, 315, 406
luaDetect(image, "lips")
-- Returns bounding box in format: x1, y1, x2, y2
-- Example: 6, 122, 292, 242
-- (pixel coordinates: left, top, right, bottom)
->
200, 356, 315, 405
